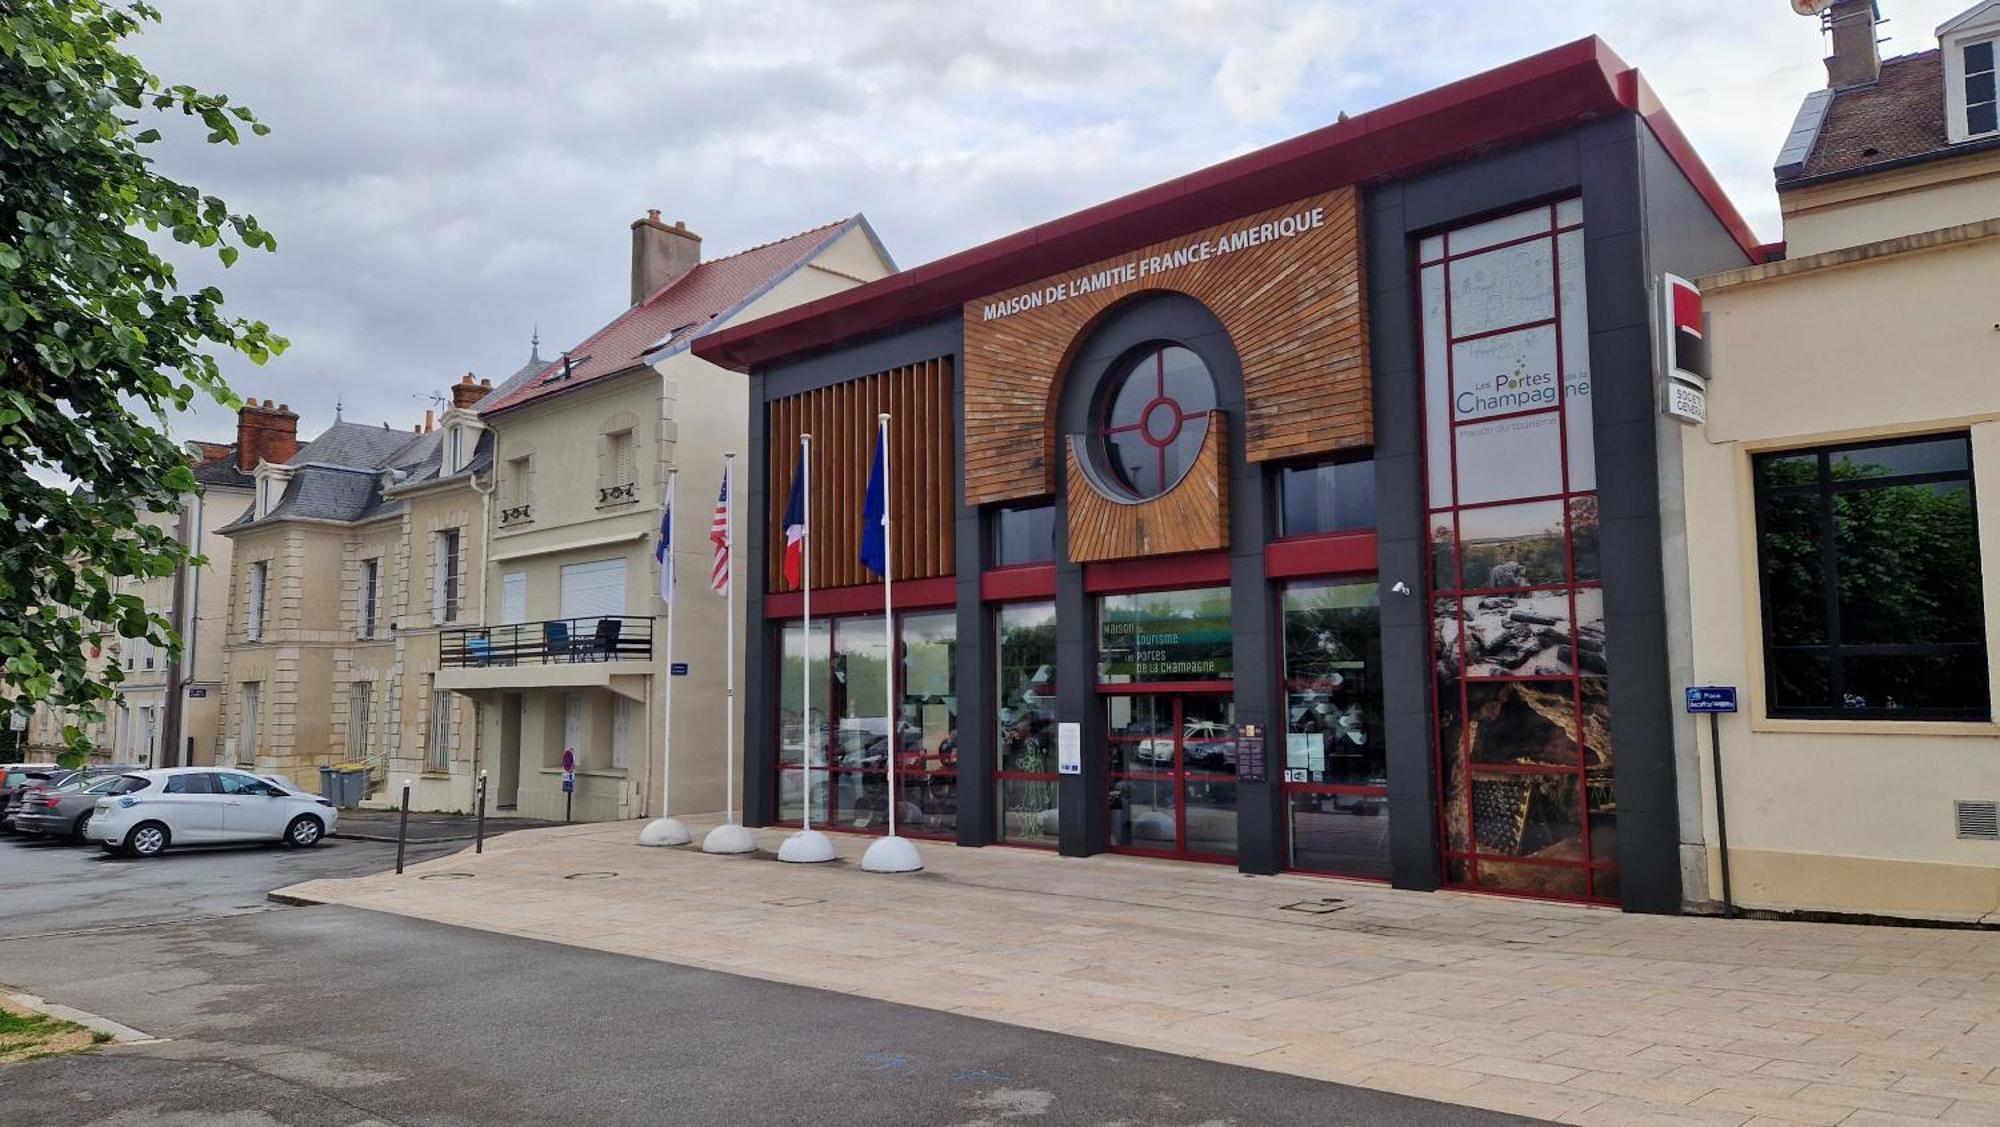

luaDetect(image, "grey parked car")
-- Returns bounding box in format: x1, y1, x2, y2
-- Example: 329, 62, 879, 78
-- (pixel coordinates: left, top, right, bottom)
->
13, 773, 125, 841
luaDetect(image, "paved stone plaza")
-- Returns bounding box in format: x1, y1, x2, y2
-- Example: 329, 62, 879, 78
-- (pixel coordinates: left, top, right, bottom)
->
281, 823, 2000, 1125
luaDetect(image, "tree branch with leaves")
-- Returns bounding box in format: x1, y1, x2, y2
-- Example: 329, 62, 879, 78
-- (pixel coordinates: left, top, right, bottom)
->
1, 1, 283, 766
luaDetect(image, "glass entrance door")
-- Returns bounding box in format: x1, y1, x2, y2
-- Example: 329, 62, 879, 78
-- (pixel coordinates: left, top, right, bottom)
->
1104, 693, 1237, 861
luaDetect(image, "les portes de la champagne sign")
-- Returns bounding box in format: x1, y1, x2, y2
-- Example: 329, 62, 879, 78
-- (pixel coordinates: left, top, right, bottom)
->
979, 204, 1330, 323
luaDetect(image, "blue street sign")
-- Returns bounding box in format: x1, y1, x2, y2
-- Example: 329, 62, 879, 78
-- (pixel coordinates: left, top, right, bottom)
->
670, 662, 689, 676
1686, 686, 1738, 713
561, 771, 575, 794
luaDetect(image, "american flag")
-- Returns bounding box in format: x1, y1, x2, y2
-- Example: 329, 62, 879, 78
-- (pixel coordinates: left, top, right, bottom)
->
708, 469, 731, 596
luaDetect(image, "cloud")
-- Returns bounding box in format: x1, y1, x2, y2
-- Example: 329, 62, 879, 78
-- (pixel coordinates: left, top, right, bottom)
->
128, 0, 1972, 448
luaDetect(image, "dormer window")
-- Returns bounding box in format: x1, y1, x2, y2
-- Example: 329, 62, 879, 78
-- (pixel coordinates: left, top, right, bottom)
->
1942, 3, 2000, 142
252, 464, 293, 519
438, 409, 483, 475
1966, 39, 1997, 136
447, 424, 466, 474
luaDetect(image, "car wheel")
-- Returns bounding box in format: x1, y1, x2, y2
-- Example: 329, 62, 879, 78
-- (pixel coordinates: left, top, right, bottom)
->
283, 815, 324, 849
125, 821, 169, 858
72, 811, 92, 842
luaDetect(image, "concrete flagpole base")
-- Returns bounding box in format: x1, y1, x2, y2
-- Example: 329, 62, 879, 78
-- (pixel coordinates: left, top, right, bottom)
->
777, 828, 836, 864
860, 834, 923, 874
701, 823, 756, 855
637, 817, 693, 847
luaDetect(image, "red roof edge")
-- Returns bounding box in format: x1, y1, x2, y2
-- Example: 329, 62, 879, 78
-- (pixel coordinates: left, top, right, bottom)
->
696, 37, 1765, 373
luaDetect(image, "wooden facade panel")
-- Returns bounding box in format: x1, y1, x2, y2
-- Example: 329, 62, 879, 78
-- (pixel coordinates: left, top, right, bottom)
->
767, 359, 956, 592
1064, 413, 1228, 563
962, 186, 1369, 507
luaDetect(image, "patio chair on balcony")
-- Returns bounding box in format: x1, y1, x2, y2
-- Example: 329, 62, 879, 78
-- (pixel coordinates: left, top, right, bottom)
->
544, 619, 576, 663
591, 617, 622, 662
465, 635, 494, 667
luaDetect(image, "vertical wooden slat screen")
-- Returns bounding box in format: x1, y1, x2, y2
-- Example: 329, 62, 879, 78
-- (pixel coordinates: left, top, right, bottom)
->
767, 358, 956, 592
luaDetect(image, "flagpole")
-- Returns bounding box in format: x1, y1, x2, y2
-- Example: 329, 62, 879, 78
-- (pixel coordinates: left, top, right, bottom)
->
882, 414, 896, 842
780, 432, 833, 863
703, 454, 753, 855
640, 466, 691, 846
861, 412, 920, 873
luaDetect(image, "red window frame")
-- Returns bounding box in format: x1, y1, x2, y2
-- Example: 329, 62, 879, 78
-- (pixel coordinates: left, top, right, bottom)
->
1417, 199, 1618, 906
992, 595, 1062, 851
769, 608, 959, 843
1094, 344, 1216, 500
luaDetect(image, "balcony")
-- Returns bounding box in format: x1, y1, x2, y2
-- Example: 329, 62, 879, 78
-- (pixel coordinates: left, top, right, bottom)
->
597, 481, 637, 507
498, 503, 534, 527
439, 615, 654, 668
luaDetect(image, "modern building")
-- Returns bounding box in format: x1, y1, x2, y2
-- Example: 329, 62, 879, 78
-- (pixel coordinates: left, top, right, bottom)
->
1679, 0, 2000, 922
216, 380, 504, 808
698, 38, 1765, 913
440, 211, 895, 822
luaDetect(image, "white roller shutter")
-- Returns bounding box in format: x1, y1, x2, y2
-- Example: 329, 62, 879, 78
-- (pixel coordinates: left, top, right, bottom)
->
560, 559, 627, 623
501, 572, 527, 625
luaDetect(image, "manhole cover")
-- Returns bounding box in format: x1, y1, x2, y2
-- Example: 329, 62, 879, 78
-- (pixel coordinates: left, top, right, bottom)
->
764, 896, 824, 908
564, 871, 620, 881
419, 872, 477, 881
1279, 898, 1348, 915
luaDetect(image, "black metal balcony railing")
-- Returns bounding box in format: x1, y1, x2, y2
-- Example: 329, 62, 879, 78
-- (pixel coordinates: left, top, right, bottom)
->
597, 481, 637, 506
440, 615, 654, 668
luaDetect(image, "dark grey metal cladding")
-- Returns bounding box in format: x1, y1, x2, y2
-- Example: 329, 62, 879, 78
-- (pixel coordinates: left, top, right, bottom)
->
742, 316, 963, 828
1361, 115, 1732, 911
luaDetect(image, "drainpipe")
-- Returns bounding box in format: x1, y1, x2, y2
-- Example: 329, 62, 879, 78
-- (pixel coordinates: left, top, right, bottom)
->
160, 491, 197, 767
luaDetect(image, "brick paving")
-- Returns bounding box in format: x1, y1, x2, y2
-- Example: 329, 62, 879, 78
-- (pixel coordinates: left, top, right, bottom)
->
279, 820, 2000, 1125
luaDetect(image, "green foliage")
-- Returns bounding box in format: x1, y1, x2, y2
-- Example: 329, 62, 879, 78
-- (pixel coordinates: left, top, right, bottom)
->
1, 1, 284, 764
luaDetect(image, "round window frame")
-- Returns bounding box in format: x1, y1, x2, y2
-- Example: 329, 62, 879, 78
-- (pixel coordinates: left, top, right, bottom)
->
1089, 342, 1217, 501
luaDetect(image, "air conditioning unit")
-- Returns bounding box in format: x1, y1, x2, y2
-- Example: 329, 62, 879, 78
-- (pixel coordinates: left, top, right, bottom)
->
1956, 800, 2000, 841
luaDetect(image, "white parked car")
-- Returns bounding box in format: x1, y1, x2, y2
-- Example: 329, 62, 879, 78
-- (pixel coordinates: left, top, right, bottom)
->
86, 767, 339, 857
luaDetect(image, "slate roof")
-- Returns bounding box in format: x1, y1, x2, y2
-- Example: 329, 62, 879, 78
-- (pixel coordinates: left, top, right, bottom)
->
1782, 51, 1954, 184
218, 420, 444, 533
478, 217, 864, 418
192, 447, 255, 491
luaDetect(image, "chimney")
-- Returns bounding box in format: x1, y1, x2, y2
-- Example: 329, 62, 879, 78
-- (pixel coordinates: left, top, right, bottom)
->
450, 373, 494, 410
1825, 0, 1881, 90
423, 408, 435, 434
236, 398, 299, 471
630, 209, 701, 305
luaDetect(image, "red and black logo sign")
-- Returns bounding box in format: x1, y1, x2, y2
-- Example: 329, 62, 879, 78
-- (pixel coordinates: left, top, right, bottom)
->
1665, 274, 1706, 384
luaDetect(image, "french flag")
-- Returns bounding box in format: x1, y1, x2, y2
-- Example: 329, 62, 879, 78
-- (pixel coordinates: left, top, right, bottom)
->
781, 450, 807, 587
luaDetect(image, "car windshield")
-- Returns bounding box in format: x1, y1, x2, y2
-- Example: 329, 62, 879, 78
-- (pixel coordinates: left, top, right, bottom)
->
103, 775, 151, 796
50, 776, 93, 793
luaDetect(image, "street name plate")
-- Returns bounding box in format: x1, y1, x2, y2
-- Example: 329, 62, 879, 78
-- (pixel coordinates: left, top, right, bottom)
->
1685, 686, 1738, 713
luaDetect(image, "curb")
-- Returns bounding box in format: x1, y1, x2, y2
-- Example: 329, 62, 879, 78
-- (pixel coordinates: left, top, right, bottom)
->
5, 990, 165, 1046
265, 891, 327, 907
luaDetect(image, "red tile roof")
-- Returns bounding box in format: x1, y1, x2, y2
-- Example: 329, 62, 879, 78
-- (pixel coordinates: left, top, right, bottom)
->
695, 36, 1762, 373
480, 217, 859, 417
1796, 51, 1950, 182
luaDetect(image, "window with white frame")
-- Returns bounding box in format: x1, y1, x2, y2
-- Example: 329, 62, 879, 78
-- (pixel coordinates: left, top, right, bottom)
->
563, 693, 587, 769
427, 684, 452, 773
611, 697, 634, 769
360, 558, 380, 638
1966, 39, 1997, 138
246, 561, 268, 640
240, 681, 261, 761
433, 529, 461, 623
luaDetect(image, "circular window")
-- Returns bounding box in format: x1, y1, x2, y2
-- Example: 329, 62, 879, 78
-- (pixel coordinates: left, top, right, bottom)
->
1096, 344, 1216, 499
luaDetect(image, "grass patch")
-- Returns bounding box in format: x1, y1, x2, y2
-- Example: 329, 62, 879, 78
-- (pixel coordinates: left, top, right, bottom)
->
0, 999, 101, 1065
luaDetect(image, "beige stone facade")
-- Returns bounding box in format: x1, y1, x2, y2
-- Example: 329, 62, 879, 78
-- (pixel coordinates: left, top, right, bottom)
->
1681, 22, 2000, 922
218, 388, 499, 808
442, 215, 894, 823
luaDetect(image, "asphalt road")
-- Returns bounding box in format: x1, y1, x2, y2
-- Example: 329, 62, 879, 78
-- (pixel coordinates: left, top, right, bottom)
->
0, 835, 1544, 1126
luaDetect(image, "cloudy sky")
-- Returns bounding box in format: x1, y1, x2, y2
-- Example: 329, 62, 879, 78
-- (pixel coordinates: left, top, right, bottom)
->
132, 0, 1970, 445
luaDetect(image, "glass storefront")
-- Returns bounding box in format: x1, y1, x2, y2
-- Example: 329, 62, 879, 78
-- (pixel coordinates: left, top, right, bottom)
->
1419, 198, 1617, 902
996, 601, 1060, 846
774, 611, 957, 838
1281, 579, 1390, 880
1098, 585, 1235, 861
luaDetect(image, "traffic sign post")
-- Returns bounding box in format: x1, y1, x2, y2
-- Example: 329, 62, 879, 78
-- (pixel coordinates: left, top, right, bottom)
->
561, 748, 576, 823
1686, 686, 1737, 918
